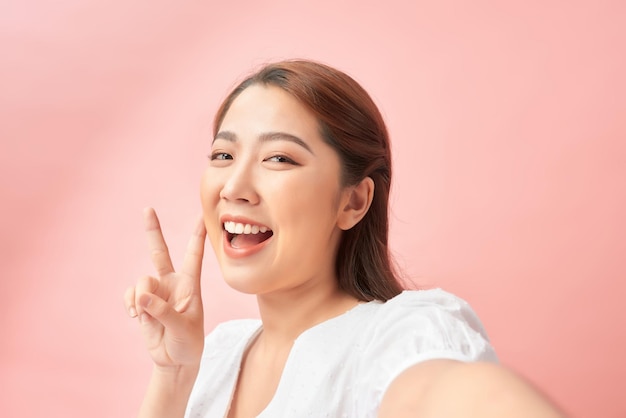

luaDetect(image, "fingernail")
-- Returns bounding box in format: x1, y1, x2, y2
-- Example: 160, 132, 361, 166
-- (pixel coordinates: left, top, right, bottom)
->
140, 312, 150, 324
129, 306, 137, 318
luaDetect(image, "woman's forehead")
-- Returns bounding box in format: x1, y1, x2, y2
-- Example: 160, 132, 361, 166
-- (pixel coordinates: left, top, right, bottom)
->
219, 85, 321, 141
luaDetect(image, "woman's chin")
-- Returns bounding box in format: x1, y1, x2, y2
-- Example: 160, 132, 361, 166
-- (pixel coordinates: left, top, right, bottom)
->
221, 273, 267, 295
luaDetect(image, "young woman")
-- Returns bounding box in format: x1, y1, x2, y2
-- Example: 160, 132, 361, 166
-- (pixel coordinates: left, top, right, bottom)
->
125, 60, 565, 417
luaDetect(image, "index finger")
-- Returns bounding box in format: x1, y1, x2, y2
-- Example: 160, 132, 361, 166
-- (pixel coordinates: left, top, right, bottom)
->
180, 215, 207, 284
144, 207, 175, 277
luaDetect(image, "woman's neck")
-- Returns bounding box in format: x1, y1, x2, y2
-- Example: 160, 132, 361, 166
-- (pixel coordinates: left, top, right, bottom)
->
255, 283, 359, 348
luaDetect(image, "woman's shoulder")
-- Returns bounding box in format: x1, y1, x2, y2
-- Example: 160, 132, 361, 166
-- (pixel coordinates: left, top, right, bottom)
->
379, 288, 484, 324
366, 288, 497, 362
346, 288, 497, 413
380, 288, 478, 319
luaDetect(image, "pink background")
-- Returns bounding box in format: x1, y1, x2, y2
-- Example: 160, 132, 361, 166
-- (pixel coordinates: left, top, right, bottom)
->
1, 1, 624, 417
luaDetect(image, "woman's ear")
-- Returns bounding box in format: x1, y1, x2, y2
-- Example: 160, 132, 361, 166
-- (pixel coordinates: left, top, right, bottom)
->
337, 177, 375, 231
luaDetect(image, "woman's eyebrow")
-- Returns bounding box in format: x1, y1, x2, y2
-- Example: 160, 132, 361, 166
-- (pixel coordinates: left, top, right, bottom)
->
214, 130, 315, 155
259, 132, 314, 155
213, 131, 236, 143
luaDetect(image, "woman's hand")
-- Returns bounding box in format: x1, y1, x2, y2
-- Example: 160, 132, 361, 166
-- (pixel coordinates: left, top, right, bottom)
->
125, 207, 207, 370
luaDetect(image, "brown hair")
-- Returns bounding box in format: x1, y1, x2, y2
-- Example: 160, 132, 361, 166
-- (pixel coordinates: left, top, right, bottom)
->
213, 59, 403, 302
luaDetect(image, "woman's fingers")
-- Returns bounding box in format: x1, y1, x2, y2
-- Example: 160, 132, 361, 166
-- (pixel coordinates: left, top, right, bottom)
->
124, 286, 138, 318
134, 275, 161, 316
143, 207, 175, 277
138, 292, 198, 358
180, 216, 207, 286
125, 209, 206, 368
139, 293, 183, 329
132, 278, 183, 339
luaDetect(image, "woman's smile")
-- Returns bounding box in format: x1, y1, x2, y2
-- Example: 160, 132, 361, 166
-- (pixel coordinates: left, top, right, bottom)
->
221, 216, 274, 258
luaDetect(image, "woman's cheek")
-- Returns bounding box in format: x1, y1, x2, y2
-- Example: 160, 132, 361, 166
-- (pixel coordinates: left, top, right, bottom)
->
200, 170, 221, 207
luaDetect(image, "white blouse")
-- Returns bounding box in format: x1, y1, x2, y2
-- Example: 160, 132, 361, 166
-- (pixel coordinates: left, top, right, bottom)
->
185, 289, 497, 418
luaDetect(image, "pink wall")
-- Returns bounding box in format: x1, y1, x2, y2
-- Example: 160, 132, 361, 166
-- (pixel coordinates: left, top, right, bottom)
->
1, 1, 624, 416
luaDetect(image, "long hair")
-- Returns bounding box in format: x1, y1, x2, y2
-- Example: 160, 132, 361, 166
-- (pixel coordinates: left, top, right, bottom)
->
213, 59, 403, 302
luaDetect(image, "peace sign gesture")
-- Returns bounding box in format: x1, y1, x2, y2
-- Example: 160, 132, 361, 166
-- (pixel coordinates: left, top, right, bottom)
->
125, 208, 207, 369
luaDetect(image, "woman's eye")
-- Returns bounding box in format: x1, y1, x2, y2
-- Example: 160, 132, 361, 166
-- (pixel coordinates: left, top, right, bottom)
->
210, 152, 233, 160
266, 155, 296, 164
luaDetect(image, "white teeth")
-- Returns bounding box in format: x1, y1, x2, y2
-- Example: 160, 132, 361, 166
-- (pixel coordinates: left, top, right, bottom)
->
224, 221, 270, 235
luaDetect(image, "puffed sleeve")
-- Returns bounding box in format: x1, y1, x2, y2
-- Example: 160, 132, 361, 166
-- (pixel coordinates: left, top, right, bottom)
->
353, 289, 497, 416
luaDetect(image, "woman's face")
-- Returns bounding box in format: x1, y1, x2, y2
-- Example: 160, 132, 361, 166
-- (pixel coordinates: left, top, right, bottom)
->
201, 84, 349, 296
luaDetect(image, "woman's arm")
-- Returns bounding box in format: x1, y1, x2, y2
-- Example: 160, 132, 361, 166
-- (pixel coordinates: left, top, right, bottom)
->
379, 360, 566, 418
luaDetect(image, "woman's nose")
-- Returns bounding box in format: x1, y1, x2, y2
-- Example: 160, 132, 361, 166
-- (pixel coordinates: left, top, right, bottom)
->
219, 162, 260, 204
